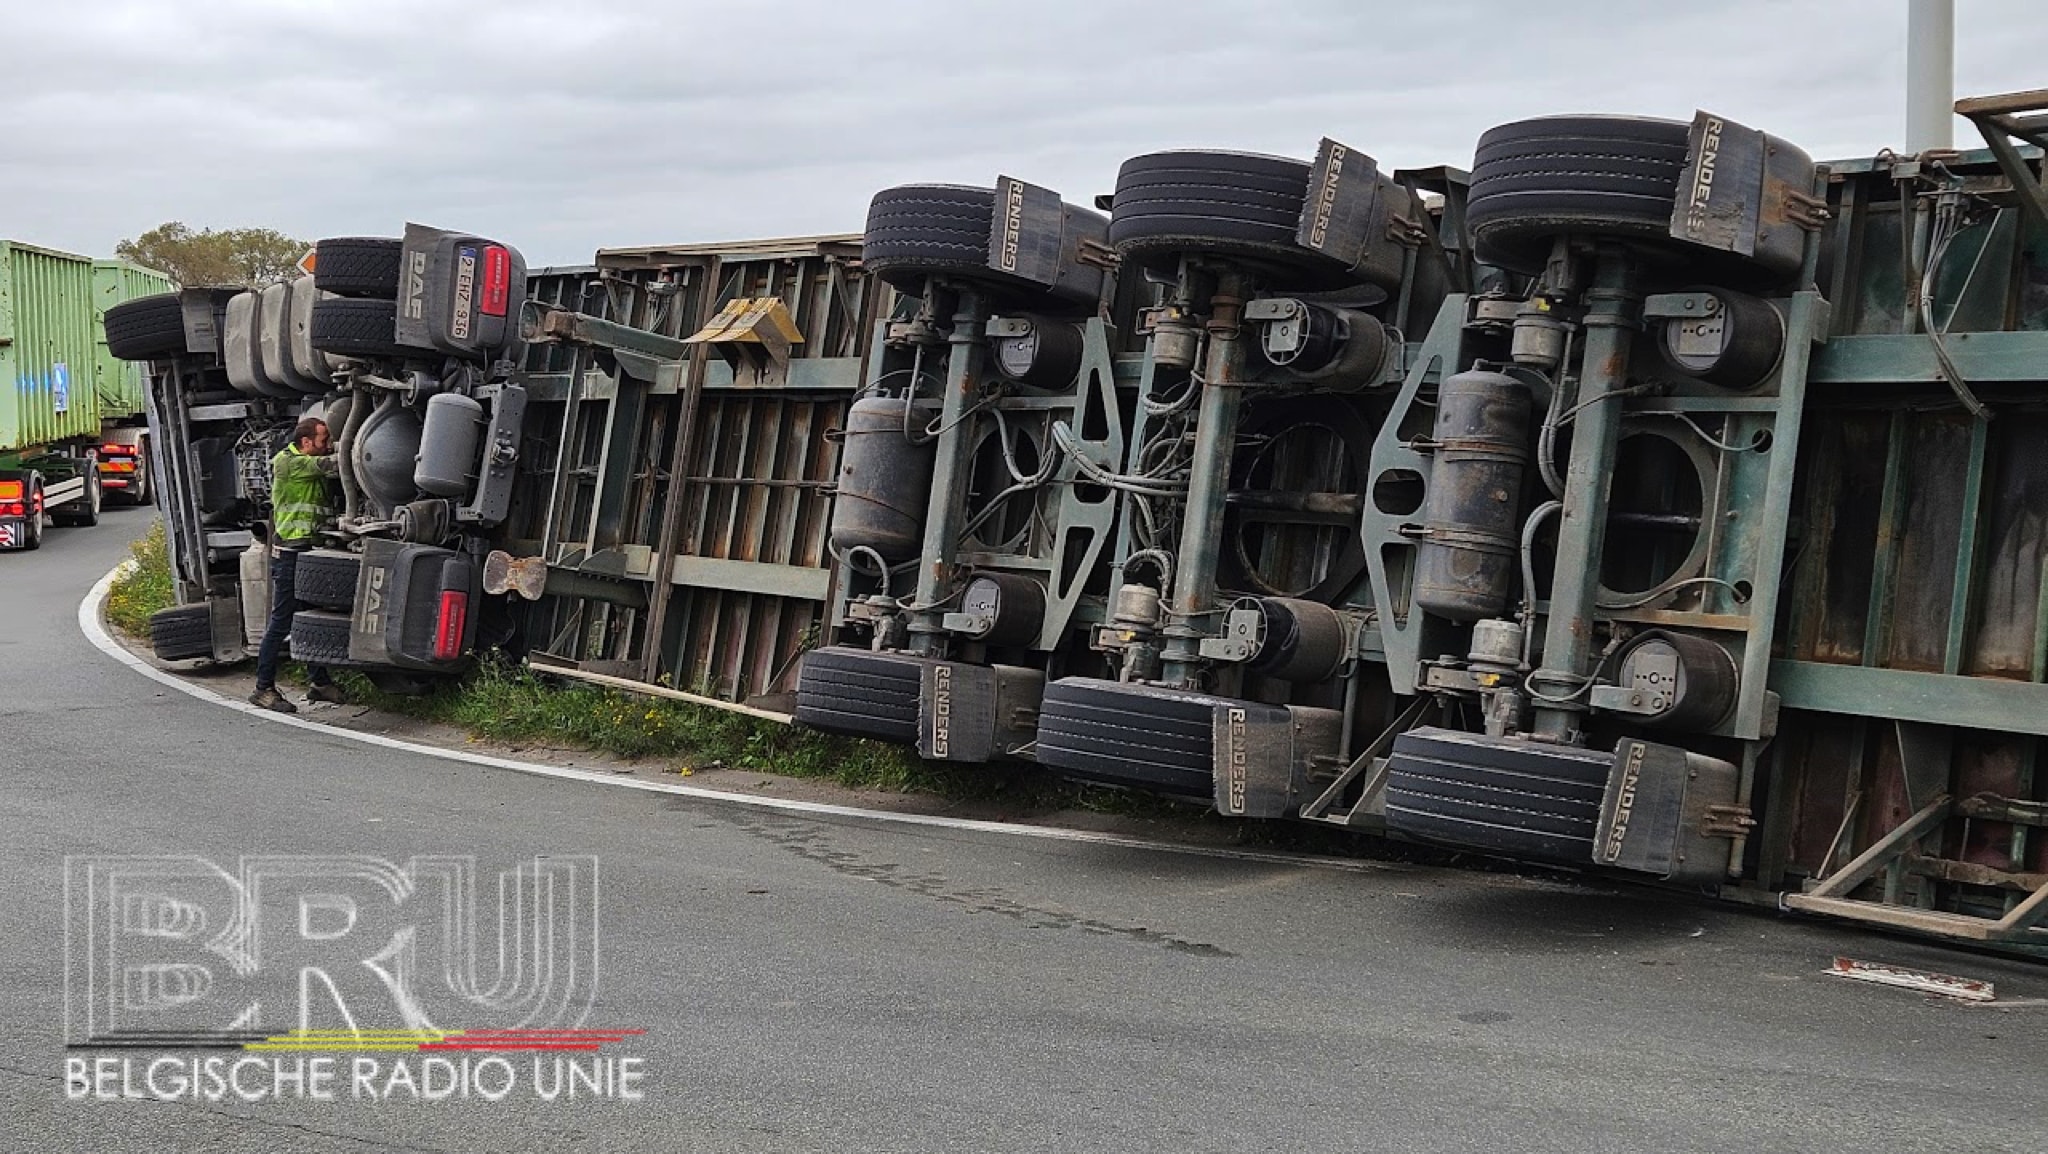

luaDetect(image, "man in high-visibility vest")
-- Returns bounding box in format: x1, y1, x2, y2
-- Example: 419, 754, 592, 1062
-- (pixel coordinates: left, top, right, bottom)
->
251, 417, 346, 712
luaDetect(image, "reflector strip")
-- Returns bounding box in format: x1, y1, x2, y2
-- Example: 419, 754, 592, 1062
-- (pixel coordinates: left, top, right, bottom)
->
1828, 956, 1996, 1001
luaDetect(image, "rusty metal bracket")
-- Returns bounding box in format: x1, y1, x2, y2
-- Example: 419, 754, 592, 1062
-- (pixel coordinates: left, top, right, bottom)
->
1298, 694, 1434, 824
1700, 804, 1756, 839
1955, 88, 2048, 233
1802, 793, 1951, 900
683, 296, 805, 387
1781, 791, 2048, 944
1957, 793, 2048, 827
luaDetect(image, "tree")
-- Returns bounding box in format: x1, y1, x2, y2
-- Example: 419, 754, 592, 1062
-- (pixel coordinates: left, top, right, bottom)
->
114, 222, 311, 288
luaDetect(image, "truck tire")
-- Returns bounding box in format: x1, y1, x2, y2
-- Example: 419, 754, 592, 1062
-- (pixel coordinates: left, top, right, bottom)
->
313, 237, 403, 298
50, 467, 100, 528
1382, 727, 1612, 867
1465, 114, 1814, 287
862, 184, 1006, 294
793, 647, 922, 744
118, 444, 152, 507
863, 184, 1108, 310
104, 294, 187, 361
290, 609, 357, 666
1034, 678, 1216, 799
309, 298, 412, 359
1106, 150, 1352, 288
150, 604, 214, 661
294, 549, 360, 611
19, 474, 42, 550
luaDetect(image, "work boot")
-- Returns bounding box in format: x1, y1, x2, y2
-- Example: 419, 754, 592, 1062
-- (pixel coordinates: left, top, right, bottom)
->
306, 683, 347, 705
249, 687, 298, 714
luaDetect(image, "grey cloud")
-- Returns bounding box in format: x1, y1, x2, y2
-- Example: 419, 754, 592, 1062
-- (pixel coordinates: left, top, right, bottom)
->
3, 1, 2040, 266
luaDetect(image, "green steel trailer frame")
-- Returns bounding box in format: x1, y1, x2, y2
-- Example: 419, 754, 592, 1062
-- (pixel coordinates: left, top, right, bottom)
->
106, 85, 2048, 955
502, 91, 2048, 953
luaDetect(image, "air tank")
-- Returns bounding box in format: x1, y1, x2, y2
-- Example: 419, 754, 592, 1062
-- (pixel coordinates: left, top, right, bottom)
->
1415, 369, 1531, 620
415, 392, 484, 498
240, 542, 271, 648
829, 395, 936, 564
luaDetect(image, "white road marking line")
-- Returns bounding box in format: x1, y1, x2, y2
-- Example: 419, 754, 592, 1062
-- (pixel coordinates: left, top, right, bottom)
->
78, 567, 1387, 874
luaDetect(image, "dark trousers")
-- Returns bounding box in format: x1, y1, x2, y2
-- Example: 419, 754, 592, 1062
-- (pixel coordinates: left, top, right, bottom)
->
254, 547, 331, 691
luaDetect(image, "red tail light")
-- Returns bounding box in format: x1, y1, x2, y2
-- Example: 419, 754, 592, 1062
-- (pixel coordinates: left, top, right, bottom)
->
433, 590, 469, 661
99, 443, 135, 458
480, 246, 511, 317
0, 480, 21, 517
0, 502, 20, 518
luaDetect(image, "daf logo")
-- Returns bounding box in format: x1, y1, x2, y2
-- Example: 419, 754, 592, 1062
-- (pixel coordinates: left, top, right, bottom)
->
357, 568, 386, 635
403, 251, 429, 321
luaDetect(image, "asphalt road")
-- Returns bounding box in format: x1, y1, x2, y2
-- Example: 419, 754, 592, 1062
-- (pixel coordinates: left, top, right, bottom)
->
4, 508, 2044, 1153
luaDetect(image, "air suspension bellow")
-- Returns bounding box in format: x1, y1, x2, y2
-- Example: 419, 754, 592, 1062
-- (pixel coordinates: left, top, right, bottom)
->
1599, 629, 1737, 732
1647, 287, 1785, 391
1246, 298, 1390, 386
989, 316, 1085, 389
946, 572, 1045, 647
1244, 597, 1347, 682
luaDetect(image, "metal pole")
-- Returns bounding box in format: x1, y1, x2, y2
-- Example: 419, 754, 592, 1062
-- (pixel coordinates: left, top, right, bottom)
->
1906, 0, 1954, 153
1160, 269, 1249, 686
1529, 247, 1640, 741
907, 288, 987, 656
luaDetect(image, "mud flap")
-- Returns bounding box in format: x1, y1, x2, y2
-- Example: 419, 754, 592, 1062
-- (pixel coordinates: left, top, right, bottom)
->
1213, 702, 1344, 819
349, 538, 478, 670
1594, 739, 1746, 885
917, 663, 1042, 763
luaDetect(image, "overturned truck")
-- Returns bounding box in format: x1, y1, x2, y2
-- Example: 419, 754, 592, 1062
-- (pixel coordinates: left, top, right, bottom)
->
791, 97, 2048, 951
108, 227, 531, 681
115, 90, 2048, 951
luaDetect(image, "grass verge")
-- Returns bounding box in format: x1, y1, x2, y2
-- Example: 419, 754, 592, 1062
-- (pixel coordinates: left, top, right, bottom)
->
100, 524, 1266, 827
105, 521, 174, 635
335, 662, 1193, 816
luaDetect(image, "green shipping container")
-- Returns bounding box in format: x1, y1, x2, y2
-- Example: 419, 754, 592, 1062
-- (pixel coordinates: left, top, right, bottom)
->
92, 259, 173, 420
0, 240, 104, 454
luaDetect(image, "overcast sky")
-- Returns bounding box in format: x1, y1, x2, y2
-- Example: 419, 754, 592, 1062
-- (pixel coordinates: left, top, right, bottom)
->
5, 1, 2041, 268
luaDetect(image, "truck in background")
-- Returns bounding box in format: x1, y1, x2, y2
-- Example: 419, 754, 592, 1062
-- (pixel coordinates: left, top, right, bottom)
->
0, 242, 171, 549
